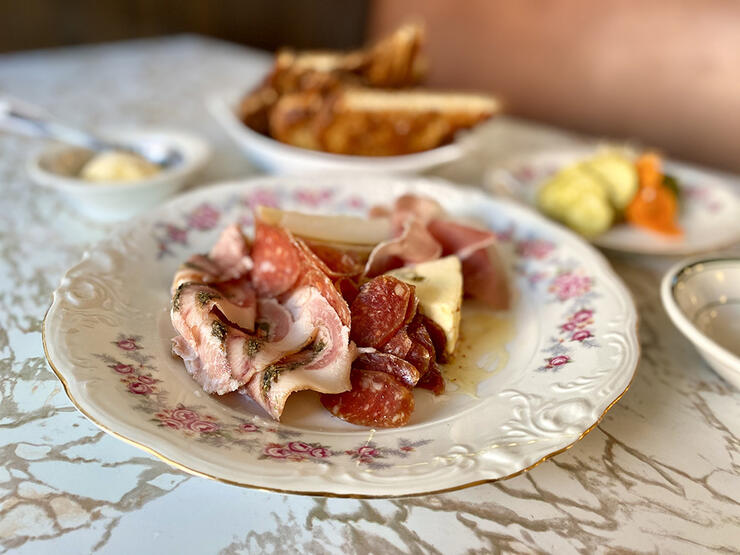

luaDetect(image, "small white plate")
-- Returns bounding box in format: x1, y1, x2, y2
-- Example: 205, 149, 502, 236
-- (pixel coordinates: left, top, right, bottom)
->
44, 175, 639, 497
486, 146, 740, 255
28, 126, 211, 221
662, 257, 740, 389
207, 91, 464, 175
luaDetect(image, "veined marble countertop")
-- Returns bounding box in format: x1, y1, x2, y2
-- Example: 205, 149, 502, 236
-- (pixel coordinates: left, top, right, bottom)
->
1, 36, 738, 554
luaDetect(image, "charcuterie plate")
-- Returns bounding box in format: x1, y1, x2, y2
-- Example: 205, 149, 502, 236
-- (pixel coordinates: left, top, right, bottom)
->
43, 175, 639, 497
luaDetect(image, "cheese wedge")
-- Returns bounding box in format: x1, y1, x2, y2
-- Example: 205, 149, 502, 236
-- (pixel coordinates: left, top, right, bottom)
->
387, 255, 463, 355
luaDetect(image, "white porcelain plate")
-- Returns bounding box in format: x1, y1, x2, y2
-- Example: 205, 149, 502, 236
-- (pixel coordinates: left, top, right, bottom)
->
487, 146, 740, 255
44, 175, 639, 497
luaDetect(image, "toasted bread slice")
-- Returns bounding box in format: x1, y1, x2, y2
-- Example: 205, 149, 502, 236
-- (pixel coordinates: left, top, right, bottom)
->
238, 24, 426, 131
270, 87, 499, 156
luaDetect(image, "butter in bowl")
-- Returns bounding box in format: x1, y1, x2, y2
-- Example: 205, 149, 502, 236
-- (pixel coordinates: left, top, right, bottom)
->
27, 127, 210, 221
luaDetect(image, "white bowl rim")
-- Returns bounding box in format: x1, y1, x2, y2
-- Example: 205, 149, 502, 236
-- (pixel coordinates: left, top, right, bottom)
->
206, 91, 465, 168
661, 256, 740, 371
27, 126, 211, 193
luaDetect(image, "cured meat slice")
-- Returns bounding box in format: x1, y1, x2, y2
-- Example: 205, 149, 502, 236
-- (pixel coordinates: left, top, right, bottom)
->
458, 246, 510, 310
354, 351, 421, 387
364, 219, 442, 277
390, 194, 443, 231
171, 284, 318, 395
256, 298, 292, 341
334, 277, 360, 305
171, 225, 252, 291
416, 361, 445, 395
320, 369, 415, 428
215, 278, 257, 311
350, 276, 416, 348
382, 327, 413, 359
242, 286, 353, 419
172, 254, 224, 291
303, 240, 368, 277
293, 251, 352, 327
427, 219, 510, 310
173, 282, 256, 332
209, 224, 253, 280
252, 221, 352, 326
251, 221, 303, 297
419, 315, 448, 361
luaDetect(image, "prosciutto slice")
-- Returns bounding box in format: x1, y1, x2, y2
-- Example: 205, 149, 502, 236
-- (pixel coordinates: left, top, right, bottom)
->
428, 219, 510, 310
367, 194, 510, 310
171, 224, 253, 291
364, 219, 442, 277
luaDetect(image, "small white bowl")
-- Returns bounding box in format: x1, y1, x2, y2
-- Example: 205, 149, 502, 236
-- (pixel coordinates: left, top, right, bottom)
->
207, 91, 464, 175
28, 127, 211, 221
661, 257, 740, 389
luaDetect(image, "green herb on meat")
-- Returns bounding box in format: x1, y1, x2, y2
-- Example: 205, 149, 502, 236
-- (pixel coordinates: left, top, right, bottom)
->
312, 339, 326, 354
172, 281, 194, 311
244, 337, 263, 358
261, 338, 326, 394
196, 289, 220, 307
262, 364, 282, 394
211, 320, 228, 344
255, 321, 271, 339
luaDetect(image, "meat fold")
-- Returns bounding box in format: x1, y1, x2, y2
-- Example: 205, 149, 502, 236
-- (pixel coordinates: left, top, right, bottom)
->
240, 286, 353, 419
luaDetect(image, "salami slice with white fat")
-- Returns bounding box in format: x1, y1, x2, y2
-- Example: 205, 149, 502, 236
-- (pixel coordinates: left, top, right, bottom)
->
349, 275, 416, 348
354, 351, 421, 387
416, 360, 445, 395
320, 368, 415, 428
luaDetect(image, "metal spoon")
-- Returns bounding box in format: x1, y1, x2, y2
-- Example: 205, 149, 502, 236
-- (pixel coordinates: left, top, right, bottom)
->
0, 95, 182, 168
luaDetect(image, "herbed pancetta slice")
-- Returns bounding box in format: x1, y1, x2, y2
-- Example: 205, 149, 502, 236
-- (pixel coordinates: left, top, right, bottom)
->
241, 286, 353, 419
170, 283, 317, 395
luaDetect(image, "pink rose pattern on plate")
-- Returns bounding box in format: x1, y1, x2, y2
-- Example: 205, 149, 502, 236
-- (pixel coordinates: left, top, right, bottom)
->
96, 333, 433, 463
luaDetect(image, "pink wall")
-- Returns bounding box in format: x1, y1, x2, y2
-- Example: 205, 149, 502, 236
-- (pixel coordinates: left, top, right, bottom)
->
371, 0, 740, 171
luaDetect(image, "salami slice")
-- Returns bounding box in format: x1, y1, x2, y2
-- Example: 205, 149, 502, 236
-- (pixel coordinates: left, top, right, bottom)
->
320, 368, 415, 428
304, 240, 368, 277
251, 221, 302, 297
419, 314, 447, 361
382, 327, 413, 359
334, 277, 360, 305
354, 351, 421, 387
349, 276, 415, 348
416, 361, 445, 395
252, 221, 352, 326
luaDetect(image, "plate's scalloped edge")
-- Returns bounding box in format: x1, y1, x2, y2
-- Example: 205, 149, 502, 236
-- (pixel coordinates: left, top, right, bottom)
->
42, 300, 638, 498
41, 175, 642, 498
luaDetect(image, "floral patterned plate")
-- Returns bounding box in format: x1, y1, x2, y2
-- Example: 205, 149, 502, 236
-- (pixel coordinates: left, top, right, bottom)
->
486, 146, 740, 255
43, 175, 639, 497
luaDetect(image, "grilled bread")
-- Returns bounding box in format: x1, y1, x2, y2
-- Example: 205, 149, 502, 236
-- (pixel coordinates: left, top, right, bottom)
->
270, 87, 500, 156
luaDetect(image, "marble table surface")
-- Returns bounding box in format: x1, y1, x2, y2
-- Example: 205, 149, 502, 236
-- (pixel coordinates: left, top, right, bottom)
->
1, 36, 738, 554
